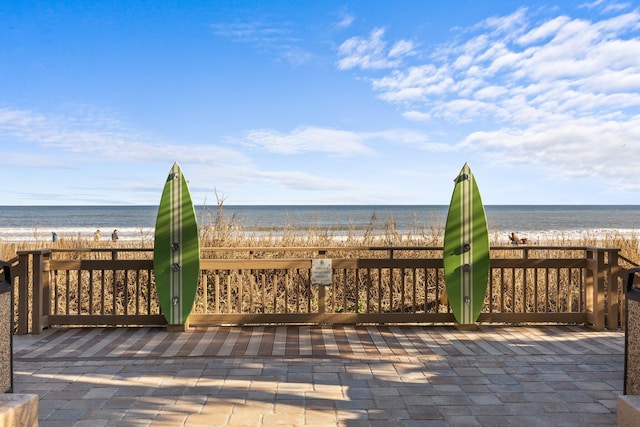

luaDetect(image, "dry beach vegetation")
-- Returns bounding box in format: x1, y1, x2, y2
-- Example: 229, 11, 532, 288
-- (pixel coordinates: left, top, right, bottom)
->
3, 204, 638, 324
2, 203, 639, 260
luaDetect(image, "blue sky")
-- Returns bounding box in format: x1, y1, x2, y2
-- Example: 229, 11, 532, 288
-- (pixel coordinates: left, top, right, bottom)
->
2, 0, 640, 205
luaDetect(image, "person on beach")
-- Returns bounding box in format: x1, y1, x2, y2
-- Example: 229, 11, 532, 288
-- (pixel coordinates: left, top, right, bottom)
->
509, 232, 528, 245
93, 229, 101, 241
51, 232, 59, 242
111, 229, 119, 242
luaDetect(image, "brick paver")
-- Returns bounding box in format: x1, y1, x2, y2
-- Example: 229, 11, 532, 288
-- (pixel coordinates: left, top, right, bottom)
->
13, 325, 624, 426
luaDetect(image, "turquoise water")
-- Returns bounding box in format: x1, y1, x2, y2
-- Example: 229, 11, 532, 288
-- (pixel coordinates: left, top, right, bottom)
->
0, 205, 638, 242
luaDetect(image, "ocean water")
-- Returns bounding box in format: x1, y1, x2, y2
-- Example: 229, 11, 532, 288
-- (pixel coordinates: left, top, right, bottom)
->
0, 205, 638, 243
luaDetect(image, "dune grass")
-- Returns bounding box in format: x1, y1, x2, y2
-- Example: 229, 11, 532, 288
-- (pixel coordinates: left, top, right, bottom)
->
6, 203, 638, 327
3, 202, 639, 262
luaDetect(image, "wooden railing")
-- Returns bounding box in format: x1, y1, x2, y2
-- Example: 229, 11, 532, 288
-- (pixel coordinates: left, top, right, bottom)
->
11, 246, 626, 334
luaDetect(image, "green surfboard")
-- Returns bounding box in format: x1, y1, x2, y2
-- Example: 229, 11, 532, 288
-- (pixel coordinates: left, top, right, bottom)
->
153, 162, 200, 325
443, 163, 490, 324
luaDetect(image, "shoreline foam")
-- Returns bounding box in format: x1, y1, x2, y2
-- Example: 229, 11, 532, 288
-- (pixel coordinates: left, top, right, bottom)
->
1, 226, 637, 244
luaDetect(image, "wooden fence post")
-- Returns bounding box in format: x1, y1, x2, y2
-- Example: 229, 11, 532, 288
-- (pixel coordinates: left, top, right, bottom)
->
585, 249, 605, 331
31, 251, 42, 334
607, 249, 621, 330
16, 252, 30, 335
595, 249, 606, 331
317, 251, 327, 327
596, 249, 607, 331
585, 249, 592, 326
31, 250, 51, 334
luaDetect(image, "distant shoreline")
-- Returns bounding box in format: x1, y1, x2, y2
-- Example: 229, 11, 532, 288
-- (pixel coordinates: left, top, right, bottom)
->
4, 222, 638, 264
1, 226, 636, 245
1, 204, 639, 245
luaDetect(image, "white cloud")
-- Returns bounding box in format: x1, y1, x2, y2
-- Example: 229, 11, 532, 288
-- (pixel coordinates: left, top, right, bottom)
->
372, 65, 454, 103
367, 8, 640, 119
0, 107, 248, 166
517, 16, 571, 45
336, 28, 415, 70
211, 21, 289, 42
239, 126, 372, 155
447, 99, 509, 122
238, 126, 444, 155
336, 6, 640, 192
388, 39, 416, 58
402, 110, 431, 121
0, 106, 444, 203
581, 0, 632, 13
335, 9, 354, 29
602, 2, 633, 13
3, 151, 74, 170
211, 20, 311, 66
581, 0, 607, 9
474, 85, 508, 100
461, 116, 640, 189
279, 45, 312, 67
256, 170, 356, 191
480, 7, 528, 37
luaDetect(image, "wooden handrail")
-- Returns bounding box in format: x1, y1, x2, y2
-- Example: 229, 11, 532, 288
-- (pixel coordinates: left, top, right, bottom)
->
11, 246, 625, 333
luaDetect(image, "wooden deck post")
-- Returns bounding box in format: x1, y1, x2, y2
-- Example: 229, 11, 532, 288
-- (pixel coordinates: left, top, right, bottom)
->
16, 252, 30, 335
607, 249, 621, 330
31, 250, 51, 334
586, 249, 606, 331
317, 251, 327, 327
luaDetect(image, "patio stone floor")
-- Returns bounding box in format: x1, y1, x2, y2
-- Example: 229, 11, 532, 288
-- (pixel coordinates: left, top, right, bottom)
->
13, 325, 624, 426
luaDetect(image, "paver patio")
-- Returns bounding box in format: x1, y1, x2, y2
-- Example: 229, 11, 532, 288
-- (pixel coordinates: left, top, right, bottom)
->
13, 325, 624, 426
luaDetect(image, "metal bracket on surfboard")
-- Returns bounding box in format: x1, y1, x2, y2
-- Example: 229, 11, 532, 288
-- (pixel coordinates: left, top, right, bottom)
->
171, 243, 180, 251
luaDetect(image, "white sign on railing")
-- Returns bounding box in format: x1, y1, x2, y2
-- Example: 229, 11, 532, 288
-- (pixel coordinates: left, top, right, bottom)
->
311, 259, 332, 285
